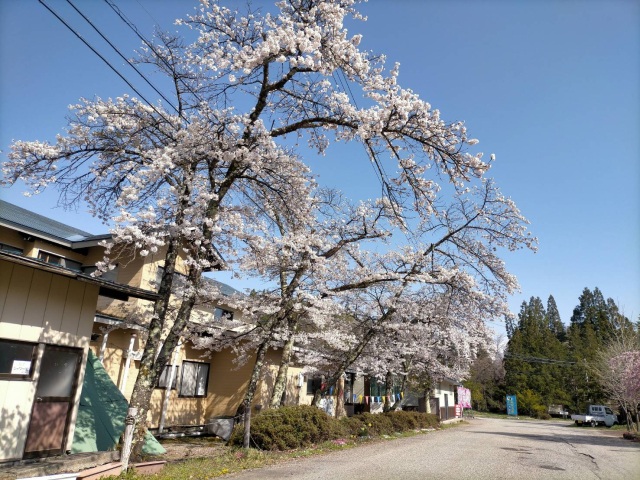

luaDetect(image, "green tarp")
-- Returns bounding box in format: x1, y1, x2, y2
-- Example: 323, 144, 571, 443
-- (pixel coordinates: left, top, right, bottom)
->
71, 350, 165, 455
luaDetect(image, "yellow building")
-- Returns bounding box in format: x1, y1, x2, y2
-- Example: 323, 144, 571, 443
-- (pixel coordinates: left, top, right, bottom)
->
0, 200, 307, 460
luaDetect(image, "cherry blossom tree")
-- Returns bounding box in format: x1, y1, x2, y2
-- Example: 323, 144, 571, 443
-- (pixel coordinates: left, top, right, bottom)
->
220, 186, 394, 444
294, 178, 534, 407
3, 0, 534, 455
593, 330, 640, 431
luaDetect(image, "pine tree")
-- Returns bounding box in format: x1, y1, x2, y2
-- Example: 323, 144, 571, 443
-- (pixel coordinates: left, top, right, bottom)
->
566, 288, 636, 411
546, 295, 566, 342
505, 297, 570, 411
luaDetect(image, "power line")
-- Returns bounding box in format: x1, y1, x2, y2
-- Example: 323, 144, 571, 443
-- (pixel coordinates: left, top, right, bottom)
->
65, 0, 181, 117
504, 353, 576, 366
103, 0, 206, 107
38, 0, 175, 128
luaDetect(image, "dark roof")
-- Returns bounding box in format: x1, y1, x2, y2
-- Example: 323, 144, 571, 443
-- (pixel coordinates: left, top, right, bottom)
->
0, 200, 108, 245
203, 276, 242, 297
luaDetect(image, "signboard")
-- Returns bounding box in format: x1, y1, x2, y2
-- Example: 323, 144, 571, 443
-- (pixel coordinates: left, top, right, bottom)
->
11, 360, 31, 375
455, 404, 462, 418
506, 395, 518, 416
457, 386, 472, 409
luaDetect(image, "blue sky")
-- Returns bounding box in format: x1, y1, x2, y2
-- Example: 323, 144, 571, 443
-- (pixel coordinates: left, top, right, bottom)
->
1, 0, 638, 333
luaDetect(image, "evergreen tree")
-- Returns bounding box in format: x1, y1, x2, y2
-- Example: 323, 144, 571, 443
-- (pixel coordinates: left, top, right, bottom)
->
505, 297, 569, 410
566, 287, 633, 411
546, 295, 566, 342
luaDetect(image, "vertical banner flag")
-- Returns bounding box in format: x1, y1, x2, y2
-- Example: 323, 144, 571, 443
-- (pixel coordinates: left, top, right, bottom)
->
506, 395, 518, 416
457, 387, 472, 409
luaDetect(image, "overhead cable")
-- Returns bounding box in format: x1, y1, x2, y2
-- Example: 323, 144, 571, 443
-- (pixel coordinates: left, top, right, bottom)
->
103, 0, 206, 107
65, 0, 182, 118
38, 0, 176, 129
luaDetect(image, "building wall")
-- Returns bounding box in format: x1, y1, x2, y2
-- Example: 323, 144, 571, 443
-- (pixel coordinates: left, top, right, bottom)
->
0, 259, 99, 461
0, 227, 86, 267
92, 322, 307, 430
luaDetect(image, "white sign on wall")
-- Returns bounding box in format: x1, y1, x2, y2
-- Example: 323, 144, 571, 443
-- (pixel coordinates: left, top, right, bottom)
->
11, 360, 31, 375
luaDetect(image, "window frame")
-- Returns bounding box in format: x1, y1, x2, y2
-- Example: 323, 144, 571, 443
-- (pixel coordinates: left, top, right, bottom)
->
214, 307, 234, 322
37, 250, 63, 266
179, 361, 210, 398
0, 243, 23, 255
306, 376, 322, 396
37, 250, 83, 271
0, 339, 38, 380
156, 364, 179, 390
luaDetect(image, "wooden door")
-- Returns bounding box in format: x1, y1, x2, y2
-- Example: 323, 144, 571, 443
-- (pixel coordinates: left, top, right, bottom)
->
23, 345, 82, 458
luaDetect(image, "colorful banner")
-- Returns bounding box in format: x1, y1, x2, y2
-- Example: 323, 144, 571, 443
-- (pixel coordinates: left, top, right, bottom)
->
457, 386, 472, 409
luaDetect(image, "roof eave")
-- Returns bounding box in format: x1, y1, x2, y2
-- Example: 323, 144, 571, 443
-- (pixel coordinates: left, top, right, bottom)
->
0, 250, 159, 301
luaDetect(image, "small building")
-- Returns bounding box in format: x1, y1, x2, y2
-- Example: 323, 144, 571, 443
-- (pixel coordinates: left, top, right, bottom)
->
0, 200, 158, 461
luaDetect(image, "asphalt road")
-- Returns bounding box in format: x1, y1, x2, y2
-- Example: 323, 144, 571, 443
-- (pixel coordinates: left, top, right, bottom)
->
228, 417, 640, 480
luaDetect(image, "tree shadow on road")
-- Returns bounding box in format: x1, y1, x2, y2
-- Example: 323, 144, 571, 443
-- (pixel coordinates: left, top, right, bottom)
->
468, 426, 640, 451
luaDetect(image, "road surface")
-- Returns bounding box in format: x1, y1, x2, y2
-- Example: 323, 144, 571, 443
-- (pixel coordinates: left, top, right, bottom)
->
229, 417, 640, 479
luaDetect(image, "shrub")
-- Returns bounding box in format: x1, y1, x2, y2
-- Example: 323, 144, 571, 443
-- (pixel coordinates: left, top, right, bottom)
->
229, 406, 440, 450
517, 389, 546, 417
533, 405, 551, 420
339, 410, 438, 437
229, 405, 344, 450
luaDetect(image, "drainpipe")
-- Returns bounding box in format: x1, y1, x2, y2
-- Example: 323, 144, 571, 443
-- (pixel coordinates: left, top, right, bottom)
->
98, 331, 109, 364
119, 333, 137, 395
158, 347, 179, 434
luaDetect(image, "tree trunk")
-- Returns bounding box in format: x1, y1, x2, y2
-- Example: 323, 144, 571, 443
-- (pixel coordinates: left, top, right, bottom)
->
129, 292, 197, 458
128, 256, 199, 459
334, 375, 346, 418
383, 371, 393, 412
268, 333, 296, 408
242, 339, 270, 448
424, 388, 432, 413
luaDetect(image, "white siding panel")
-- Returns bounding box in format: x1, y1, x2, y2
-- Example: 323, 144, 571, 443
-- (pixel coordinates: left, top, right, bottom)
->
77, 283, 99, 339
59, 281, 85, 338
42, 276, 70, 333
0, 260, 14, 319
0, 380, 34, 461
20, 270, 53, 341
0, 264, 33, 338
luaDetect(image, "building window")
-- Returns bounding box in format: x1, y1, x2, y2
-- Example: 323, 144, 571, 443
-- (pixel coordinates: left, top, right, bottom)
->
64, 258, 83, 271
0, 339, 37, 379
214, 307, 234, 321
179, 361, 209, 397
37, 251, 83, 271
369, 378, 385, 397
306, 376, 322, 395
38, 251, 63, 266
0, 243, 22, 255
156, 365, 179, 389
